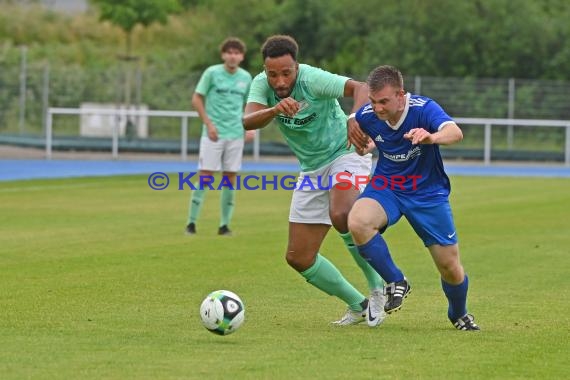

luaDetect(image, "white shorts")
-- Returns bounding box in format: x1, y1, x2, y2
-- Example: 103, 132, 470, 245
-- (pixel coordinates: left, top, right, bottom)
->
289, 153, 372, 224
198, 137, 245, 172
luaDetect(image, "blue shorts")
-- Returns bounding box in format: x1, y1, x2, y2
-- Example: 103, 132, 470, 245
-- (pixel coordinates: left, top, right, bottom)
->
360, 186, 458, 247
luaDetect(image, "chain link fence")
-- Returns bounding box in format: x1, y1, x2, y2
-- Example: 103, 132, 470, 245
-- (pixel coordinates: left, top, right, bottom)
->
1, 53, 569, 161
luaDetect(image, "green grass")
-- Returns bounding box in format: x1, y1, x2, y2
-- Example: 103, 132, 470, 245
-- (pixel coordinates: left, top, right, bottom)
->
0, 174, 569, 379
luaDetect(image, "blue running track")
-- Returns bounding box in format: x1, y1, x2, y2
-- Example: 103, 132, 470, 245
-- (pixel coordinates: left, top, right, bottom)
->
1, 159, 569, 182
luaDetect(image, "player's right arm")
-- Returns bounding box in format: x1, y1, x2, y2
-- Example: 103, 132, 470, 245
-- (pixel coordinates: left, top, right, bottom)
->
192, 67, 218, 141
192, 92, 218, 141
243, 73, 301, 130
242, 102, 276, 130
243, 98, 300, 130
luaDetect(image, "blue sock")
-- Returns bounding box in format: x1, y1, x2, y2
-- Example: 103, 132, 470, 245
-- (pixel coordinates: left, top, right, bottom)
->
357, 233, 404, 283
441, 275, 469, 321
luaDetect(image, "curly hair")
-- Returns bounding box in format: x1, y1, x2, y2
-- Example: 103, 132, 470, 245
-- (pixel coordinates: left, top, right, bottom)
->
261, 35, 299, 60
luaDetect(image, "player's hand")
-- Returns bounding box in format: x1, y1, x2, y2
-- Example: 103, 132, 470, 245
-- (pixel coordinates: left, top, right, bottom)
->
207, 124, 219, 142
244, 129, 256, 143
347, 117, 369, 151
273, 97, 301, 117
404, 128, 435, 145
355, 139, 375, 155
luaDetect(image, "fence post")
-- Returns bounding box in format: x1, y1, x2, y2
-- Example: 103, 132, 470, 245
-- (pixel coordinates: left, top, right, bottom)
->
484, 123, 492, 165
135, 65, 142, 105
414, 75, 422, 94
115, 65, 123, 104
135, 65, 142, 131
181, 116, 188, 161
19, 45, 28, 135
565, 125, 570, 167
507, 78, 515, 150
253, 130, 260, 162
112, 109, 120, 159
42, 64, 50, 136
46, 110, 52, 160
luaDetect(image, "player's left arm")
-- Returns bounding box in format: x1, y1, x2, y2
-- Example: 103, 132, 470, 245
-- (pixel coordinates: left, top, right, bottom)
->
344, 79, 369, 111
404, 100, 463, 145
344, 79, 371, 152
404, 122, 463, 145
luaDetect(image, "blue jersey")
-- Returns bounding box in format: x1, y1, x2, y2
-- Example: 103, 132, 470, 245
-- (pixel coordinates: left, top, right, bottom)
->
356, 94, 455, 198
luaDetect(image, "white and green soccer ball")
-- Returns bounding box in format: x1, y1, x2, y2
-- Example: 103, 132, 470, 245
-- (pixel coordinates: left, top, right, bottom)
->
199, 290, 245, 335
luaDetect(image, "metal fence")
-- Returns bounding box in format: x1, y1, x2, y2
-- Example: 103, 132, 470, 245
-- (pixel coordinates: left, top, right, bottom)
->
44, 107, 570, 166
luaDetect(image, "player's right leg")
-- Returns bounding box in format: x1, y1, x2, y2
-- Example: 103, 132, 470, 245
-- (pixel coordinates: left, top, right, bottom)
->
328, 153, 386, 326
348, 192, 411, 314
186, 169, 215, 234
285, 222, 368, 326
186, 137, 223, 234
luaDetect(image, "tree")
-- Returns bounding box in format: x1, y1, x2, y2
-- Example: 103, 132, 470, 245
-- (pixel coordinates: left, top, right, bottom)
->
90, 0, 182, 59
90, 0, 182, 134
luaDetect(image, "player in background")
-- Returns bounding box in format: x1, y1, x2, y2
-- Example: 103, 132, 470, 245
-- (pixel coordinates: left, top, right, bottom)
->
347, 65, 479, 331
243, 35, 386, 327
186, 37, 254, 236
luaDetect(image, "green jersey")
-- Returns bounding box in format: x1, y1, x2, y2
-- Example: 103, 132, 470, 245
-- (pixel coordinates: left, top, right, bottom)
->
248, 64, 354, 171
195, 64, 252, 140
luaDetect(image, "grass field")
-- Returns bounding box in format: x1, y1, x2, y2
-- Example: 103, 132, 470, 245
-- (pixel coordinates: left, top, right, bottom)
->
1, 173, 569, 379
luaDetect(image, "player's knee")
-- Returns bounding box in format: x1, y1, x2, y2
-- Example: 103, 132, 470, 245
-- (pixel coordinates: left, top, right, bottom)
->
347, 210, 372, 236
222, 172, 237, 184
438, 259, 464, 282
285, 249, 314, 272
329, 208, 349, 232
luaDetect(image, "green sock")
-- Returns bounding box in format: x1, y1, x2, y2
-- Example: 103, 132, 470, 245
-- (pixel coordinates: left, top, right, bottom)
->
187, 186, 207, 225
220, 187, 235, 227
300, 254, 366, 312
339, 231, 384, 291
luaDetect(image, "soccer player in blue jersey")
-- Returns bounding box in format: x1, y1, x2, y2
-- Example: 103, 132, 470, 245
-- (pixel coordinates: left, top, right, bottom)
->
347, 65, 480, 331
243, 35, 386, 327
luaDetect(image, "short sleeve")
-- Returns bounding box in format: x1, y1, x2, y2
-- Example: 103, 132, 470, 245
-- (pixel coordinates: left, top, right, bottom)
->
246, 74, 270, 106
355, 104, 372, 123
305, 66, 349, 99
423, 100, 454, 133
242, 71, 253, 105
194, 66, 213, 96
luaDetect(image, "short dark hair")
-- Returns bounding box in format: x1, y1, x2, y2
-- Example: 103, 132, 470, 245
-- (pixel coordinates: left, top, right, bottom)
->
261, 35, 298, 60
367, 65, 404, 92
220, 37, 246, 54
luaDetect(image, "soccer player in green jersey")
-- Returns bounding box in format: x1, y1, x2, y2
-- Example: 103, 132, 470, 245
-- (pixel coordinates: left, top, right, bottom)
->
243, 35, 386, 326
186, 37, 254, 236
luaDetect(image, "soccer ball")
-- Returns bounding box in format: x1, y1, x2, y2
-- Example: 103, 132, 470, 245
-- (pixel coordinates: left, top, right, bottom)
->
199, 290, 245, 335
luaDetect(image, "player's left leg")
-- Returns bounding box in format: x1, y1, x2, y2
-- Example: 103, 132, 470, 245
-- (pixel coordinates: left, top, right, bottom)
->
219, 171, 236, 235
218, 138, 244, 235
405, 199, 479, 331
428, 244, 479, 331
